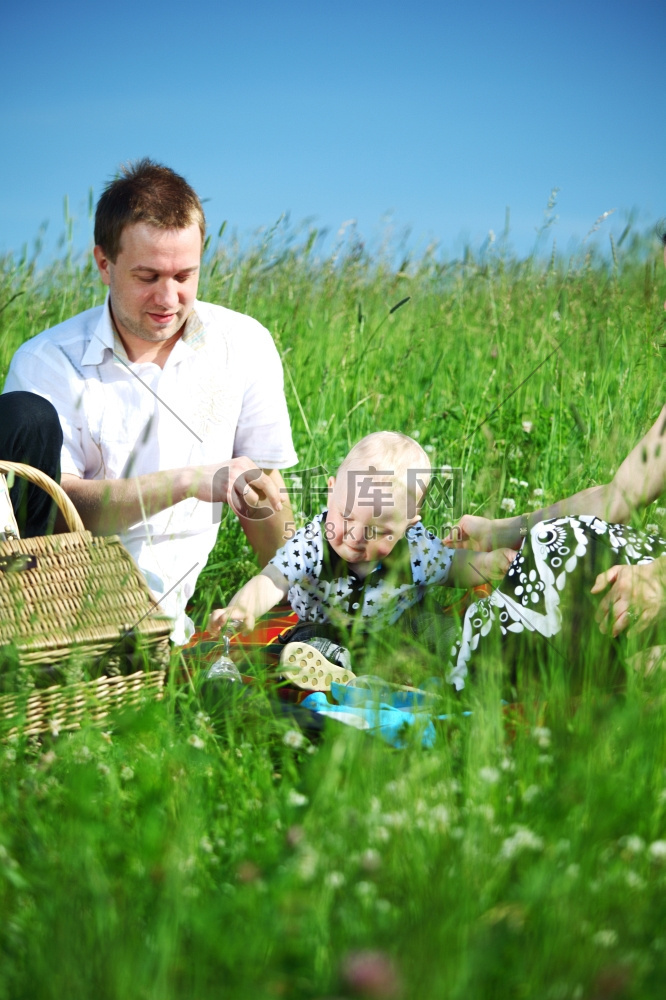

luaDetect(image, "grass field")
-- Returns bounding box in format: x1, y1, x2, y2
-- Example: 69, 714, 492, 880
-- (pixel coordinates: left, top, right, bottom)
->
0, 219, 665, 999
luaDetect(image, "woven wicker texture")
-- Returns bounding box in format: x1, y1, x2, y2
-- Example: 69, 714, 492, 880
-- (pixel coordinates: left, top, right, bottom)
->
0, 668, 167, 737
0, 461, 84, 532
0, 531, 171, 666
0, 462, 173, 735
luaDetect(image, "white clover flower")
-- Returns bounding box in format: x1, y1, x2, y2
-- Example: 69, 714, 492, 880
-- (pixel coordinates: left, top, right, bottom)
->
532, 488, 544, 497
38, 749, 57, 770
625, 870, 645, 890
656, 507, 666, 518
372, 827, 390, 845
565, 863, 580, 879
479, 766, 500, 784
646, 524, 659, 535
619, 835, 645, 855
509, 476, 519, 485
287, 789, 309, 807
551, 310, 561, 322
648, 840, 666, 862
500, 756, 515, 772
282, 729, 306, 750
188, 734, 205, 751
200, 836, 213, 854
382, 810, 409, 828
360, 848, 382, 872
411, 430, 421, 439
523, 785, 540, 803
522, 420, 533, 433
120, 765, 135, 782
355, 880, 376, 899
533, 726, 551, 749
519, 480, 529, 488
424, 444, 435, 454
592, 929, 618, 948
430, 804, 451, 829
296, 845, 319, 881
500, 498, 516, 513
325, 871, 345, 889
499, 827, 544, 860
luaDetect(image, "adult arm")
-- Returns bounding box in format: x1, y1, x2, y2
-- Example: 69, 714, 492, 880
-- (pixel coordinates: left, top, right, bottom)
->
447, 405, 666, 551
237, 469, 294, 566
60, 456, 284, 536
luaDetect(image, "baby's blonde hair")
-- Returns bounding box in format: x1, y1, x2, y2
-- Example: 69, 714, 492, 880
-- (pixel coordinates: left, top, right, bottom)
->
332, 431, 431, 518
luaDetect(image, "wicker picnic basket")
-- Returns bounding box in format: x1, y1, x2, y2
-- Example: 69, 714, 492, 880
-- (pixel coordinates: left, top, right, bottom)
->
0, 461, 173, 735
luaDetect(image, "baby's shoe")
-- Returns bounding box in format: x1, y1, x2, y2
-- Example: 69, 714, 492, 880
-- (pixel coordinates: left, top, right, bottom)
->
279, 637, 355, 690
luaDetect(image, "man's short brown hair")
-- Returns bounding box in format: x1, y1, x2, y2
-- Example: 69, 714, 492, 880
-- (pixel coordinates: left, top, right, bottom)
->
94, 158, 206, 262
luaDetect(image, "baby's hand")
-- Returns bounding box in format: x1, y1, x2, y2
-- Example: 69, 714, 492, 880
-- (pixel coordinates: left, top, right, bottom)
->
207, 606, 252, 636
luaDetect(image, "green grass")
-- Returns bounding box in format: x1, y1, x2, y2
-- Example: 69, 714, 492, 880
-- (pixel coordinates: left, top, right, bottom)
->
0, 220, 665, 998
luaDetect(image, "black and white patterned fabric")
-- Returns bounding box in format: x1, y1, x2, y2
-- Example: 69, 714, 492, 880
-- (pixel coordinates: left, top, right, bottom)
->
447, 515, 666, 690
269, 511, 453, 629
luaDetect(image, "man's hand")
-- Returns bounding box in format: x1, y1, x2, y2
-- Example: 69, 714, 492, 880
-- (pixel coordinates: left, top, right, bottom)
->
444, 515, 498, 552
190, 457, 283, 517
591, 559, 666, 637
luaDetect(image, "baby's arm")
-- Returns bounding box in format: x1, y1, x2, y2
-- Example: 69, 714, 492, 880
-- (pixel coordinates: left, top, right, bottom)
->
447, 547, 517, 589
208, 563, 290, 633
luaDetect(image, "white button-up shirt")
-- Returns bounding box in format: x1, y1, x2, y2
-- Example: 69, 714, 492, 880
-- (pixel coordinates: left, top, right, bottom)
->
4, 296, 298, 641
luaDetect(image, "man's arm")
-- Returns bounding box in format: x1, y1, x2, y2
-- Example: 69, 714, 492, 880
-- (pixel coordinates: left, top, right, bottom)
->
61, 457, 284, 536
238, 469, 294, 566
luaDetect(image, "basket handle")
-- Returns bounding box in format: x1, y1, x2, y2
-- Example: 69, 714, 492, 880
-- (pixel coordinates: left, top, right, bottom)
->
0, 461, 85, 534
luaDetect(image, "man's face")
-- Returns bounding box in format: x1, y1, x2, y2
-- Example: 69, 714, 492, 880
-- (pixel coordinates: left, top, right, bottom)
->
325, 476, 418, 566
93, 222, 202, 347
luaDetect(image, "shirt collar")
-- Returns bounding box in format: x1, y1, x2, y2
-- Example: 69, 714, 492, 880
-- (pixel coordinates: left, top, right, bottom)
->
80, 295, 206, 367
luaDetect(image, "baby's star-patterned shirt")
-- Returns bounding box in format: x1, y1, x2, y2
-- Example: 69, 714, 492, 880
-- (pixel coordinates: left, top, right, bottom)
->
269, 511, 453, 629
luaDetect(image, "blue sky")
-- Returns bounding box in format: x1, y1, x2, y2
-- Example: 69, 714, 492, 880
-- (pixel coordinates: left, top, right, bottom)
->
1, 0, 664, 261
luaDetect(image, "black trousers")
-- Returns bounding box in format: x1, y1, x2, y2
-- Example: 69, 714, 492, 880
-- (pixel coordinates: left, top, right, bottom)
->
0, 392, 63, 536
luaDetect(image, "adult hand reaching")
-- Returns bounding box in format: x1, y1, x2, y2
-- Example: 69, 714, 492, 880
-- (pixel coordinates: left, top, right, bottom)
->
591, 559, 666, 637
190, 456, 284, 518
444, 513, 528, 552
444, 515, 497, 551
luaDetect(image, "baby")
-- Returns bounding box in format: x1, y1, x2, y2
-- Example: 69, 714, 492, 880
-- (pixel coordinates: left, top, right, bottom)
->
209, 432, 515, 683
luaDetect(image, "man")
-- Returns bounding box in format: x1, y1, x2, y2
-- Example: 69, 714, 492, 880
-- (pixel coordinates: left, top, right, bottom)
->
3, 159, 298, 642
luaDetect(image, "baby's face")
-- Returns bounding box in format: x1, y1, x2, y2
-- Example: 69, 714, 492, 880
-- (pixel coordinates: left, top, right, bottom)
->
326, 477, 418, 565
